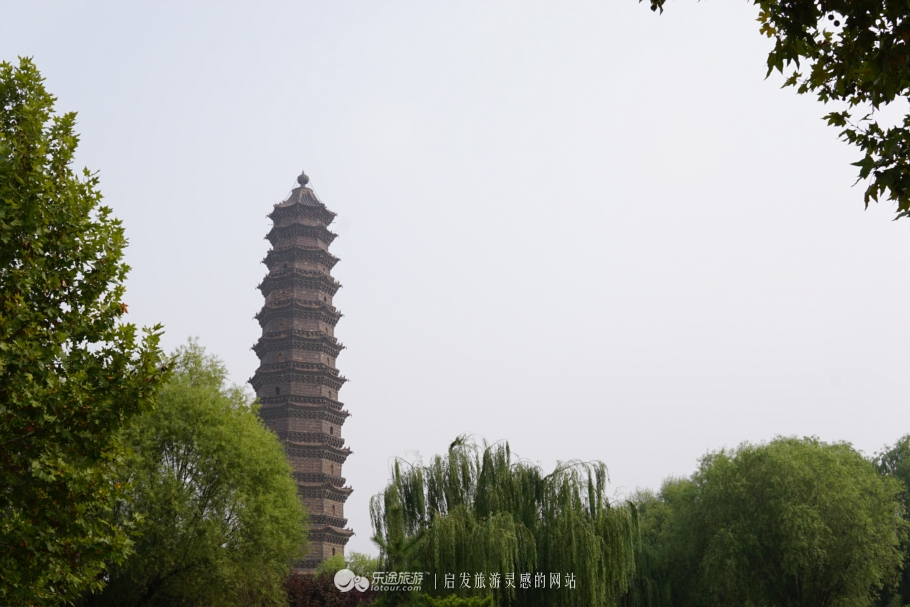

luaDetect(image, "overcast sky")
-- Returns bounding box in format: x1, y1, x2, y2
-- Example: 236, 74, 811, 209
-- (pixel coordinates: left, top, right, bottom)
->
3, 0, 908, 555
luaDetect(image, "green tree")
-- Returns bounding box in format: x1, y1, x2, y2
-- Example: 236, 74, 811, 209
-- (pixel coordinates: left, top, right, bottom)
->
645, 0, 910, 221
651, 437, 907, 607
316, 552, 381, 579
621, 488, 674, 607
347, 552, 382, 580
0, 58, 166, 605
872, 434, 910, 607
79, 341, 307, 607
369, 436, 637, 607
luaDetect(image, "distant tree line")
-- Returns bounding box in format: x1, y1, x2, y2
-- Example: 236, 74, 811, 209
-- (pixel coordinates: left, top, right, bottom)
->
622, 436, 909, 607
364, 436, 908, 607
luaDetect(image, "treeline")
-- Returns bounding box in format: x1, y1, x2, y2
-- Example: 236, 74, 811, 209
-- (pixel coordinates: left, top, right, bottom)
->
365, 436, 909, 607
624, 436, 910, 607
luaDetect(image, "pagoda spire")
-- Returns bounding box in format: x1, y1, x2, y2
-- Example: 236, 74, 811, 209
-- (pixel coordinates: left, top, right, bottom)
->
251, 170, 353, 572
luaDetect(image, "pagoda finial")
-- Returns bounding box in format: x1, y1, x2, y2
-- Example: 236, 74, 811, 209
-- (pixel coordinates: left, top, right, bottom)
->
297, 170, 310, 187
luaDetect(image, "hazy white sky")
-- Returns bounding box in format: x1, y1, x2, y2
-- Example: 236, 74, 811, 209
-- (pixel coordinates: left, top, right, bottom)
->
3, 1, 908, 555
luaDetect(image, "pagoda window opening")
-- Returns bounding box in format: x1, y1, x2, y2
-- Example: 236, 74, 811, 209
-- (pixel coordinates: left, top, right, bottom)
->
330, 464, 334, 475
329, 426, 334, 435
332, 504, 336, 516
332, 548, 336, 556
275, 386, 280, 395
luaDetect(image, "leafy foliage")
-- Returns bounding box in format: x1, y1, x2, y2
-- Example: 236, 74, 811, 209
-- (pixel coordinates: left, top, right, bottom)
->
316, 555, 351, 576
646, 0, 910, 220
348, 552, 382, 580
872, 434, 910, 607
78, 341, 307, 607
622, 436, 907, 607
370, 436, 637, 607
0, 57, 166, 605
620, 488, 673, 607
316, 553, 382, 579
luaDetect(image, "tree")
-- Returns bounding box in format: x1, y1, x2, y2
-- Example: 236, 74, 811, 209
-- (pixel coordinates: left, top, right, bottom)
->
79, 341, 307, 607
347, 552, 382, 580
369, 436, 637, 607
316, 552, 381, 579
652, 437, 907, 607
645, 0, 910, 221
872, 434, 910, 607
621, 488, 674, 607
0, 58, 166, 605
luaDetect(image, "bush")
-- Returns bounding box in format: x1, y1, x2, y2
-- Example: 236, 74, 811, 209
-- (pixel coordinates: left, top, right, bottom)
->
286, 573, 378, 607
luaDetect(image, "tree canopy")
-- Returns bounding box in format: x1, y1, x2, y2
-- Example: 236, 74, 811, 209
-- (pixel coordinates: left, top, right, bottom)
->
872, 434, 910, 607
369, 436, 637, 607
625, 436, 907, 607
0, 57, 166, 606
646, 0, 910, 221
78, 341, 307, 607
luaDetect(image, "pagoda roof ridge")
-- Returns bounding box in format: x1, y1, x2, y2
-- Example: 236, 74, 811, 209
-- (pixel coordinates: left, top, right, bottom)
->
263, 246, 339, 267
285, 441, 352, 458
257, 400, 350, 417
250, 368, 347, 392
254, 328, 342, 346
274, 186, 331, 210
257, 298, 340, 315
257, 270, 341, 293
301, 481, 354, 495
263, 266, 339, 282
255, 360, 346, 378
269, 242, 338, 254
308, 524, 355, 537
265, 223, 338, 246
251, 330, 345, 353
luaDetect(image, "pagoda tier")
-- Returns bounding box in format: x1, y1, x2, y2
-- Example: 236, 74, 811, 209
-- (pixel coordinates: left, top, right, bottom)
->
265, 224, 337, 248
264, 245, 339, 271
251, 171, 353, 573
259, 394, 350, 416
258, 269, 341, 297
253, 329, 344, 356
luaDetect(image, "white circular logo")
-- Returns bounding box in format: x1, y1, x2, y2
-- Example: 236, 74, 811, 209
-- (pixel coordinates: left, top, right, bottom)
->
334, 568, 370, 592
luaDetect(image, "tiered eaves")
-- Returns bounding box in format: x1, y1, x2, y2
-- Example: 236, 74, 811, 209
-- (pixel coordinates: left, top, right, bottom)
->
250, 172, 353, 572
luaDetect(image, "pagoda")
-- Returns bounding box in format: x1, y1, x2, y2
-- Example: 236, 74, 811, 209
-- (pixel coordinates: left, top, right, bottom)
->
250, 170, 353, 571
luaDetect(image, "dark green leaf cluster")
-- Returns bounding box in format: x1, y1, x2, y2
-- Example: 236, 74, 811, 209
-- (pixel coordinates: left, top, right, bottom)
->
645, 0, 910, 220
370, 436, 638, 607
79, 341, 308, 607
0, 57, 166, 605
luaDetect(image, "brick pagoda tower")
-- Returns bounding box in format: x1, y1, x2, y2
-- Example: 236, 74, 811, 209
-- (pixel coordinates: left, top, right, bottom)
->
250, 170, 353, 571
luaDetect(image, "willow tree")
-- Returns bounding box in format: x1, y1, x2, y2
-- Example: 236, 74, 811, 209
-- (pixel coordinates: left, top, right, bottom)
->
370, 437, 637, 607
